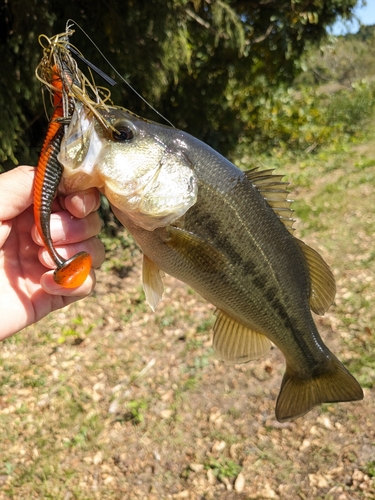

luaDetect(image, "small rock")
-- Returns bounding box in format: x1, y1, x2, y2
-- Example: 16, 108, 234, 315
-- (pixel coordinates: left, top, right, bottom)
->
108, 399, 119, 414
359, 481, 369, 490
259, 483, 278, 499
37, 397, 50, 408
234, 472, 245, 492
328, 485, 343, 495
308, 473, 329, 488
352, 470, 365, 482
221, 476, 233, 491
299, 439, 311, 450
309, 425, 321, 436
161, 389, 174, 402
160, 409, 173, 419
207, 468, 216, 485
93, 451, 103, 465
317, 415, 333, 429
189, 463, 204, 473
229, 443, 240, 459
173, 491, 190, 499
101, 464, 112, 473
328, 466, 344, 477
92, 390, 102, 403
212, 440, 226, 453
209, 410, 223, 426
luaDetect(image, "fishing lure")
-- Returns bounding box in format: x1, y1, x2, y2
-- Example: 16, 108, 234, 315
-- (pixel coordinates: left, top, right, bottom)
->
34, 23, 173, 288
34, 28, 113, 288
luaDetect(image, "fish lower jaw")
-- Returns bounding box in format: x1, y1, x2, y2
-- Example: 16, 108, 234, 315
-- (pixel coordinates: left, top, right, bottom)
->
60, 172, 104, 194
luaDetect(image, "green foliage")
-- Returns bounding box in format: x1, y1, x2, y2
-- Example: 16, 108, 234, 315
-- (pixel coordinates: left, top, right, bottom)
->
0, 0, 56, 170
204, 457, 242, 481
235, 78, 375, 160
347, 353, 375, 389
196, 317, 215, 333
325, 81, 375, 132
125, 399, 148, 425
365, 461, 375, 478
0, 0, 358, 166
2, 462, 15, 476
298, 24, 375, 87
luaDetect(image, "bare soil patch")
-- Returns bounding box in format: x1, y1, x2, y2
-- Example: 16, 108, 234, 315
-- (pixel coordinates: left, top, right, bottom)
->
1, 141, 374, 499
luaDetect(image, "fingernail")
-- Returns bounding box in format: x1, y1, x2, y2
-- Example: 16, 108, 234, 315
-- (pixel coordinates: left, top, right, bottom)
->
82, 192, 97, 216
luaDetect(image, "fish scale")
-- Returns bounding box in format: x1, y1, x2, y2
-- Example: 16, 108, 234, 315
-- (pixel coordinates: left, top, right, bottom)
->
160, 177, 313, 344
57, 104, 363, 422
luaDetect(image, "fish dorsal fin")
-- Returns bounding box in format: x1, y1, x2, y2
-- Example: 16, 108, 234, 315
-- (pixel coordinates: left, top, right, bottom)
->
213, 310, 272, 363
142, 254, 164, 311
245, 168, 295, 233
297, 239, 336, 315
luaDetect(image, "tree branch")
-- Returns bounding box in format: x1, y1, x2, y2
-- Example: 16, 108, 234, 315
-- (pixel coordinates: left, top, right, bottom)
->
253, 23, 275, 43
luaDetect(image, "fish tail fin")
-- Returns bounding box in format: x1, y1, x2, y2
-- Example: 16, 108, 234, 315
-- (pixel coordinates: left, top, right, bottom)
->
275, 357, 363, 422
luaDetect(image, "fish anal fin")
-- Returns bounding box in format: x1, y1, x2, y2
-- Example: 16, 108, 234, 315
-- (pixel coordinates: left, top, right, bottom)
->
276, 357, 363, 422
245, 168, 295, 232
213, 310, 271, 363
297, 239, 336, 315
142, 253, 164, 311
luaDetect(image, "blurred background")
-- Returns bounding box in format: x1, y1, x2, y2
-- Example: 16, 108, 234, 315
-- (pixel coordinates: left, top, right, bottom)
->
1, 0, 374, 168
1, 1, 375, 498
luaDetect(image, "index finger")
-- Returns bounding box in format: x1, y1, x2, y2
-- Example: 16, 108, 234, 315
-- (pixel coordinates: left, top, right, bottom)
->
0, 166, 35, 220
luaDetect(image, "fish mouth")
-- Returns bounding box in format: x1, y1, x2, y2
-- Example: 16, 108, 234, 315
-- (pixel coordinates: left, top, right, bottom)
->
58, 103, 199, 230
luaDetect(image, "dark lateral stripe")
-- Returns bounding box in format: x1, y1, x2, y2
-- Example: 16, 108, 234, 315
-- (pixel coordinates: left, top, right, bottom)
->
188, 205, 323, 367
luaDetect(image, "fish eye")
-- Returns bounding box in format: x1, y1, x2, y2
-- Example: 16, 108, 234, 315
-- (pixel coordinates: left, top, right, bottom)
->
112, 125, 135, 142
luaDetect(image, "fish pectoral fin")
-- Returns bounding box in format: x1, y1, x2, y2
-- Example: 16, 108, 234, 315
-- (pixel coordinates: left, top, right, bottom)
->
275, 357, 363, 422
297, 239, 336, 315
163, 226, 226, 273
142, 254, 164, 311
213, 310, 272, 363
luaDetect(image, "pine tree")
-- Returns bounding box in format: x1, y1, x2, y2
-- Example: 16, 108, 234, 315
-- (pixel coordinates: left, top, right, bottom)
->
0, 0, 358, 167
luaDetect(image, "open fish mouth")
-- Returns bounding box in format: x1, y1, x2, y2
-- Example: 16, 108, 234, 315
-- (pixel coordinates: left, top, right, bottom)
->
58, 102, 198, 231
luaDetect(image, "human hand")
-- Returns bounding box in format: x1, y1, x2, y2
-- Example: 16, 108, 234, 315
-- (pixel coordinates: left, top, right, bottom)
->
0, 166, 105, 340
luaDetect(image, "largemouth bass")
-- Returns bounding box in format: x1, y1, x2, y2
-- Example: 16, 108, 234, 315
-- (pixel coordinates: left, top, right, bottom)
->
58, 103, 363, 422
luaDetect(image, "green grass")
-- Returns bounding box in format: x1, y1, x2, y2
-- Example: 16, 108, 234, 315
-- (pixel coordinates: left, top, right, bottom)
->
1, 84, 375, 499
204, 457, 242, 481
365, 461, 375, 478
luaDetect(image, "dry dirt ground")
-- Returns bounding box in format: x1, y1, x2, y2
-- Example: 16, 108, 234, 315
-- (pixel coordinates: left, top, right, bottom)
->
0, 141, 374, 499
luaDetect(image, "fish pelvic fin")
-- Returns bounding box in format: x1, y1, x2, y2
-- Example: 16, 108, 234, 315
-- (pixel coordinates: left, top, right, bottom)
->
297, 239, 336, 315
213, 310, 272, 363
275, 357, 363, 422
142, 254, 164, 311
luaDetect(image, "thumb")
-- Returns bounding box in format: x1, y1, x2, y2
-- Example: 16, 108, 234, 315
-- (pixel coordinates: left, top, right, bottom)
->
0, 166, 35, 220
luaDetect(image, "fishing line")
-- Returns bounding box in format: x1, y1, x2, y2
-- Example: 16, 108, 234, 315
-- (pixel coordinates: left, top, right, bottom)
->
67, 45, 117, 87
66, 19, 175, 127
